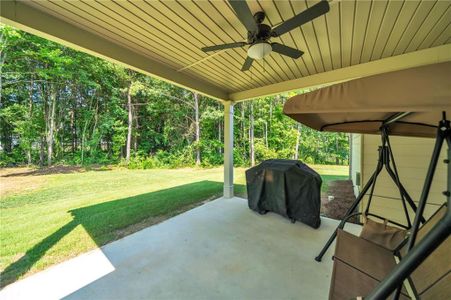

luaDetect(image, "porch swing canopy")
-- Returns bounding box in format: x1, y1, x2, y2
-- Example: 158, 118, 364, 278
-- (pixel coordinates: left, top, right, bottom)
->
283, 62, 451, 137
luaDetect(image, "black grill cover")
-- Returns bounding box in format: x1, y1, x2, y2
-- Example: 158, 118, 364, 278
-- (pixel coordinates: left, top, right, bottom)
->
246, 159, 322, 228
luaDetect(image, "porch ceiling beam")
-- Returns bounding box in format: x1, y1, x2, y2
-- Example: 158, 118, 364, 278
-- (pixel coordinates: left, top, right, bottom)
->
229, 44, 451, 102
2, 1, 450, 104
0, 0, 228, 101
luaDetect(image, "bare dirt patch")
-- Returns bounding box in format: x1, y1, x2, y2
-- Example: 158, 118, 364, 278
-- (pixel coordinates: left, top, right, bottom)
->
0, 166, 112, 198
0, 168, 46, 198
0, 165, 111, 178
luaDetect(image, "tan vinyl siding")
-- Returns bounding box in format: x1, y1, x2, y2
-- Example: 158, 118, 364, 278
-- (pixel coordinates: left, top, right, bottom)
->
359, 135, 447, 226
350, 134, 363, 197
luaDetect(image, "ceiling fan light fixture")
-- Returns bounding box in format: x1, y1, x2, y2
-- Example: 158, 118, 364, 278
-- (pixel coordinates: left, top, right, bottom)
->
201, 1, 330, 71
247, 42, 272, 60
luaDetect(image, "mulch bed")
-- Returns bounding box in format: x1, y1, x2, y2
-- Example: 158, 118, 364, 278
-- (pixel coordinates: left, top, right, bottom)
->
322, 180, 359, 223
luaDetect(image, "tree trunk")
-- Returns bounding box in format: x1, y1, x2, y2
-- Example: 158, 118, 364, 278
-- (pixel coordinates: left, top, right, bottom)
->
57, 113, 64, 160
74, 92, 81, 152
335, 135, 339, 165
241, 103, 246, 149
194, 92, 201, 166
264, 121, 268, 148
80, 122, 87, 164
26, 144, 32, 165
70, 107, 76, 154
92, 99, 99, 154
80, 95, 94, 165
46, 88, 56, 166
294, 124, 302, 160
269, 98, 273, 132
39, 136, 45, 166
107, 134, 112, 158
27, 80, 33, 165
134, 104, 139, 152
249, 102, 255, 166
126, 81, 133, 163
218, 119, 222, 155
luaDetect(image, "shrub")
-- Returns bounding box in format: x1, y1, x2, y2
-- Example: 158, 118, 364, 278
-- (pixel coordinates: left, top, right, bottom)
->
126, 154, 161, 169
254, 140, 277, 163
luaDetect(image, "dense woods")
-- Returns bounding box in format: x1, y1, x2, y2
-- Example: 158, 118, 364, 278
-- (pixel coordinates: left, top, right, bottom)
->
0, 26, 349, 168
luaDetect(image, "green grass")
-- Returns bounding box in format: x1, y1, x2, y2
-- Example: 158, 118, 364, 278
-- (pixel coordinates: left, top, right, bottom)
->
0, 165, 347, 286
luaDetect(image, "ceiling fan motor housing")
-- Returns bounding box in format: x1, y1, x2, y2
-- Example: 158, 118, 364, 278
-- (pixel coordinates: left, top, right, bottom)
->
253, 11, 266, 24
248, 23, 272, 44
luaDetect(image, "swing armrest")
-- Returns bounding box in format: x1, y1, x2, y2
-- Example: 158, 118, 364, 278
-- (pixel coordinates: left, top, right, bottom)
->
338, 212, 363, 230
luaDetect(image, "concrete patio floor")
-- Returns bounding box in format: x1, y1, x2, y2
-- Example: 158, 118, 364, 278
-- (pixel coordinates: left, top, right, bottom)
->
1, 197, 361, 300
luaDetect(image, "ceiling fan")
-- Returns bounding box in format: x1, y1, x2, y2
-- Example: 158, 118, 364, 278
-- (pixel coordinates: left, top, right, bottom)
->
201, 0, 330, 71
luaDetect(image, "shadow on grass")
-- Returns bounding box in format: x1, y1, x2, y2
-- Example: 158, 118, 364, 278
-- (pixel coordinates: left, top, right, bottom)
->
1, 180, 246, 287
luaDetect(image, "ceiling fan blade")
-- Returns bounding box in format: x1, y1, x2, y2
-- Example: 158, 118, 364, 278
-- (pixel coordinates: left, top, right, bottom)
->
228, 0, 258, 33
271, 43, 304, 59
271, 1, 330, 37
201, 42, 247, 52
241, 56, 254, 71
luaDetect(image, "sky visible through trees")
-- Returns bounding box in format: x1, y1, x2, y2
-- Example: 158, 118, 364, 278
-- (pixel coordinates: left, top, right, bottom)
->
0, 26, 349, 168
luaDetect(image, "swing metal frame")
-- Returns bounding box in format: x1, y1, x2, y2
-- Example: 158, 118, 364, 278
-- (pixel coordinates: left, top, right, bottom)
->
315, 112, 426, 262
367, 113, 451, 299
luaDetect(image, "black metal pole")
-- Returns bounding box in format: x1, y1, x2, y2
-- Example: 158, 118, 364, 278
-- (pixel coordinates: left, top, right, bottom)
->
366, 212, 409, 229
364, 147, 382, 215
382, 112, 412, 126
367, 117, 451, 299
405, 121, 448, 251
366, 203, 451, 300
393, 122, 451, 300
315, 114, 437, 262
384, 166, 425, 224
315, 160, 383, 261
384, 129, 411, 227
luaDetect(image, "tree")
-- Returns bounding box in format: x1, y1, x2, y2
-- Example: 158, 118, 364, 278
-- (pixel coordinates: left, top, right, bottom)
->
193, 92, 200, 166
126, 80, 133, 163
249, 102, 255, 166
294, 124, 302, 160
0, 25, 349, 168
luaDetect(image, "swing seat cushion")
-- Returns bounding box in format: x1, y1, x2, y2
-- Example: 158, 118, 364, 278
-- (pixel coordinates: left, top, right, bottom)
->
329, 229, 409, 300
329, 257, 410, 300
329, 204, 450, 299
335, 229, 399, 281
359, 218, 407, 251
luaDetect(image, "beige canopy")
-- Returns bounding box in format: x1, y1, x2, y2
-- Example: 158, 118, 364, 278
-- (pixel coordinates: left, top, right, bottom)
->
283, 62, 451, 137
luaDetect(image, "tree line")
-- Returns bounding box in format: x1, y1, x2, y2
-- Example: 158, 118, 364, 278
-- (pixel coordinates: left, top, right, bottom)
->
0, 26, 349, 168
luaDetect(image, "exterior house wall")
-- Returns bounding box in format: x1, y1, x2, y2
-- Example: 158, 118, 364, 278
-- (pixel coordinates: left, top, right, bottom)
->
350, 134, 363, 197
352, 134, 447, 226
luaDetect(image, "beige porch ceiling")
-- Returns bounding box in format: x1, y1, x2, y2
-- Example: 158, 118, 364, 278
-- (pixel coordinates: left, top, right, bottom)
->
1, 0, 451, 101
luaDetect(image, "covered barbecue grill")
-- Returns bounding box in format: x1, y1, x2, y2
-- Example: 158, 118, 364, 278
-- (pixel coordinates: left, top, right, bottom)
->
246, 159, 322, 229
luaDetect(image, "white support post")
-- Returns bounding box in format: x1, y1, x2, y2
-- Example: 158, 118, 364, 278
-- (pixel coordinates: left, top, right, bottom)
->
223, 101, 234, 198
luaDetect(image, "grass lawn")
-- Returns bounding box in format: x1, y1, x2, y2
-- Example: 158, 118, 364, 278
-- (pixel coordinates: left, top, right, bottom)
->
0, 164, 348, 286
